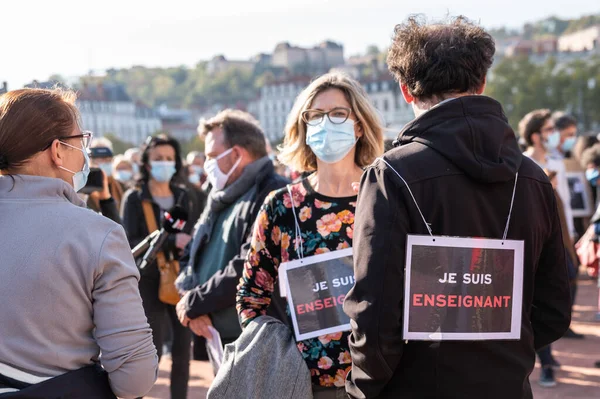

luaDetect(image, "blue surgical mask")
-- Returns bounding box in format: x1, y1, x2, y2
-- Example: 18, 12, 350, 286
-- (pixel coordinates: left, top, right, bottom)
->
132, 163, 140, 176
98, 162, 113, 177
58, 140, 90, 192
151, 161, 176, 183
115, 170, 133, 183
586, 168, 599, 187
188, 173, 201, 185
561, 137, 576, 153
306, 117, 358, 164
545, 131, 560, 151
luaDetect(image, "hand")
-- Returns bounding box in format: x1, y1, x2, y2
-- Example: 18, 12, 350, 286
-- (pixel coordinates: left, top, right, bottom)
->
90, 170, 111, 201
175, 233, 192, 250
351, 182, 360, 194
176, 295, 191, 327
189, 315, 213, 339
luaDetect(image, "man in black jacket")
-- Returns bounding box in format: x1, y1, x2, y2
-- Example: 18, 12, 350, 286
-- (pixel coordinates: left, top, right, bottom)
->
175, 110, 288, 365
344, 17, 571, 399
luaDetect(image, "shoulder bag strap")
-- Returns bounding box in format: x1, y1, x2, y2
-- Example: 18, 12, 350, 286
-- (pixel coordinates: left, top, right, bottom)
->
141, 200, 167, 269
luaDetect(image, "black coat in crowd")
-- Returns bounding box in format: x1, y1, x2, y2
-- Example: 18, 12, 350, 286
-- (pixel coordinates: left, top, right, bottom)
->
344, 96, 572, 399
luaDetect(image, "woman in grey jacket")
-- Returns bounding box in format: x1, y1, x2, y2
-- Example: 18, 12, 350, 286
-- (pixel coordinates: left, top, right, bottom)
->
0, 88, 158, 398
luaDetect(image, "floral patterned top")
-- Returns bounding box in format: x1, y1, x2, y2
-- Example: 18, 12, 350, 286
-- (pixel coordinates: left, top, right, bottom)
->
236, 177, 357, 388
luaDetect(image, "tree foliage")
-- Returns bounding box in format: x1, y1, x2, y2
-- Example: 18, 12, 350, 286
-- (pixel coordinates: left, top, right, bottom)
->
103, 63, 277, 109
486, 56, 600, 131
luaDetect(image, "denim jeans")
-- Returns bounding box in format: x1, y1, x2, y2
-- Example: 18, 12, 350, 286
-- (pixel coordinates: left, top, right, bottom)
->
537, 345, 553, 368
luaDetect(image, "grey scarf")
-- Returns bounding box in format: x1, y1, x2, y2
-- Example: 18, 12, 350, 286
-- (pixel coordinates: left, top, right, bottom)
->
176, 156, 272, 291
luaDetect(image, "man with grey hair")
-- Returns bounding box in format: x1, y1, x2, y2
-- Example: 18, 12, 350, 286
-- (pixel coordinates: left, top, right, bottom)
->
175, 109, 288, 371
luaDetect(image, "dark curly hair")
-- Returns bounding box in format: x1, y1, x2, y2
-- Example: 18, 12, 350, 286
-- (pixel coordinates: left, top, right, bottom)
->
140, 134, 183, 184
387, 15, 495, 101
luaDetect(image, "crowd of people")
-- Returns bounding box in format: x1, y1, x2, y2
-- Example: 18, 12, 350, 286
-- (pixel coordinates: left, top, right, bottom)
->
0, 15, 598, 399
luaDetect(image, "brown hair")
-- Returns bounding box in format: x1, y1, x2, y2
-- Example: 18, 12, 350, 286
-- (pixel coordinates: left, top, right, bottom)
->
278, 72, 384, 172
0, 88, 80, 171
198, 109, 267, 159
387, 16, 495, 101
518, 109, 552, 147
553, 113, 577, 131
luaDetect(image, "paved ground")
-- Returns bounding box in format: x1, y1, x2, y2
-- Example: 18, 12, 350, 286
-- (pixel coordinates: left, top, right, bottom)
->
147, 277, 600, 399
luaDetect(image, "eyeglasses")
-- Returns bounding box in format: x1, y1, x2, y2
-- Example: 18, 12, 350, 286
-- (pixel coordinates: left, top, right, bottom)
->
42, 131, 94, 151
301, 107, 352, 126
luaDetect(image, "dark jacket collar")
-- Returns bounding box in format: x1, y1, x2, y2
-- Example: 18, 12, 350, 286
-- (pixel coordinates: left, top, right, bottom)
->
395, 96, 522, 183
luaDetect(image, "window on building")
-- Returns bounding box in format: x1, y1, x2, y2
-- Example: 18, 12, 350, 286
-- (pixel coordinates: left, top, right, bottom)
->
382, 82, 389, 91
383, 99, 389, 112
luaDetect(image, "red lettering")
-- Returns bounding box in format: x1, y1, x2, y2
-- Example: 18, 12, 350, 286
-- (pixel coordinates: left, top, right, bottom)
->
324, 297, 334, 308
413, 294, 423, 306
484, 296, 493, 307
424, 294, 435, 307
503, 296, 511, 307
337, 294, 346, 304
305, 302, 315, 313
474, 296, 483, 307
315, 300, 324, 311
297, 305, 305, 315
493, 297, 502, 308
437, 295, 447, 307
447, 295, 457, 307
463, 296, 472, 307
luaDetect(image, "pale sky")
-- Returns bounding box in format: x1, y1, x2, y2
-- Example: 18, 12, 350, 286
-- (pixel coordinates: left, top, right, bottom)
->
2, 0, 599, 88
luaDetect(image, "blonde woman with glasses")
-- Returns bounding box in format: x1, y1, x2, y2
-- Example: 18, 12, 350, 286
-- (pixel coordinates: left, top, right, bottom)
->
236, 72, 384, 398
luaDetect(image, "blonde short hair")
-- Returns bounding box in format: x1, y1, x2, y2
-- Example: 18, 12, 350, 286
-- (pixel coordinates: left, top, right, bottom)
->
278, 72, 384, 172
112, 154, 132, 170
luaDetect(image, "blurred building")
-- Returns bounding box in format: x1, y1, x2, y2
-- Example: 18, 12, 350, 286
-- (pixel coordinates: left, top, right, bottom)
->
272, 41, 344, 74
206, 55, 257, 75
247, 76, 311, 142
0, 82, 7, 95
157, 104, 199, 143
362, 76, 414, 140
76, 82, 162, 145
559, 25, 600, 53
503, 38, 558, 57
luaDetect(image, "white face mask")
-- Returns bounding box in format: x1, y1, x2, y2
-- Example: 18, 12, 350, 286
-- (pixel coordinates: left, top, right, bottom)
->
58, 140, 90, 192
204, 148, 241, 191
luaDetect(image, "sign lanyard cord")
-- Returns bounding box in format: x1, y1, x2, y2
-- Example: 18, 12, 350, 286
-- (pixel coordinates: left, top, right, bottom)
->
287, 185, 305, 259
376, 158, 519, 242
377, 158, 433, 237
502, 172, 519, 241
